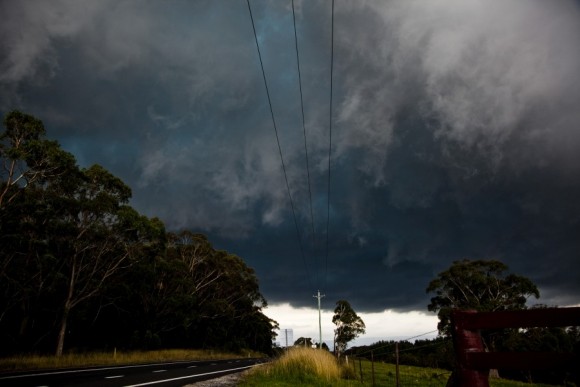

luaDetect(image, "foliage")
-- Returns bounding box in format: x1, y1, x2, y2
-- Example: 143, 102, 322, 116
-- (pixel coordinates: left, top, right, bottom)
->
0, 111, 277, 357
0, 111, 76, 209
497, 311, 580, 385
426, 259, 540, 336
332, 300, 365, 358
294, 337, 314, 347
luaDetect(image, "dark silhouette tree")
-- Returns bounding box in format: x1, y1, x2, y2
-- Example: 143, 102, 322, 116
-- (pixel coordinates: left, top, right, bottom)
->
426, 259, 540, 337
294, 337, 313, 347
1, 111, 277, 356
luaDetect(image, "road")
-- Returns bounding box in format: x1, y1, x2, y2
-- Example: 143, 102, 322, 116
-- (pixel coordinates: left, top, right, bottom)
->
0, 358, 265, 387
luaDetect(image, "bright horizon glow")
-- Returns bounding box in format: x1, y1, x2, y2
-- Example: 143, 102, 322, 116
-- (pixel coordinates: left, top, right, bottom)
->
263, 303, 439, 350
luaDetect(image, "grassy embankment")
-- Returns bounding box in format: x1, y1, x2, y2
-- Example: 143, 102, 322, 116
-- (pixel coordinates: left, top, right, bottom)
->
240, 347, 556, 387
0, 349, 262, 373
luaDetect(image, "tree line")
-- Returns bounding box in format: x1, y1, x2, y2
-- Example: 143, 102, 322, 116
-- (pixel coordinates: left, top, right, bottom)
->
349, 260, 579, 385
0, 111, 278, 357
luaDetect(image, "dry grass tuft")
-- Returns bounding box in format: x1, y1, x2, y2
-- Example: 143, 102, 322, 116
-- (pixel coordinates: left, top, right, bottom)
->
248, 347, 341, 382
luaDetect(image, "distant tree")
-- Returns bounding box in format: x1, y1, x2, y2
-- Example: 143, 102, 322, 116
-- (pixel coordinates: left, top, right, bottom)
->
426, 259, 540, 337
333, 300, 365, 358
315, 341, 330, 351
294, 337, 313, 347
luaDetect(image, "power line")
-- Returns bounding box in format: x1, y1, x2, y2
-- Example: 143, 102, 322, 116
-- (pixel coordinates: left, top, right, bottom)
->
324, 0, 335, 290
398, 339, 450, 353
401, 329, 439, 342
353, 330, 443, 357
246, 0, 313, 291
291, 0, 316, 279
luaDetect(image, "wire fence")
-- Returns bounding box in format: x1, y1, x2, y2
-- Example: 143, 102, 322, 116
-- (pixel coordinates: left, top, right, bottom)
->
343, 333, 453, 387
346, 356, 452, 387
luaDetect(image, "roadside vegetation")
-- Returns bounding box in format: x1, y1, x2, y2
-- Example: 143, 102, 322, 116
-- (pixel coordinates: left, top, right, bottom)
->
0, 348, 263, 373
240, 347, 351, 386
0, 111, 277, 358
240, 349, 556, 387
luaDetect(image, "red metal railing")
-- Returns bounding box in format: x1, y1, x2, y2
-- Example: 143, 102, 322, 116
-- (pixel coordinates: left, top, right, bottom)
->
451, 307, 580, 386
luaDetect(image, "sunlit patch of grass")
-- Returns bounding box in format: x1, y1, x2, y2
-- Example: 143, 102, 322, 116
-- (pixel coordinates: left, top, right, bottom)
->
241, 347, 349, 386
0, 349, 262, 373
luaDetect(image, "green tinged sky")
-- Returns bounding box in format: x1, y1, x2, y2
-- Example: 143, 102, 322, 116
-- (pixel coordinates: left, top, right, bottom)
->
1, 0, 580, 314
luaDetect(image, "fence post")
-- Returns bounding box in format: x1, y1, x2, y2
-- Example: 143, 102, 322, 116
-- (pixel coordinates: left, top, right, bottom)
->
451, 310, 489, 387
359, 357, 363, 383
371, 350, 375, 387
395, 342, 400, 387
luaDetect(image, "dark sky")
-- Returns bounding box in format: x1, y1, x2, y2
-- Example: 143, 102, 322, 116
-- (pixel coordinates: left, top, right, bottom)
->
2, 0, 580, 314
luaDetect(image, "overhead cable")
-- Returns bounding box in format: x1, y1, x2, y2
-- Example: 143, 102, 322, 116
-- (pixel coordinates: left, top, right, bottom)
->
246, 0, 313, 290
291, 0, 317, 284
324, 0, 335, 290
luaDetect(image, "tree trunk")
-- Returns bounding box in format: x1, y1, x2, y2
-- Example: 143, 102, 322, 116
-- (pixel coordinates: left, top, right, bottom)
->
19, 300, 29, 338
56, 262, 76, 357
55, 304, 70, 357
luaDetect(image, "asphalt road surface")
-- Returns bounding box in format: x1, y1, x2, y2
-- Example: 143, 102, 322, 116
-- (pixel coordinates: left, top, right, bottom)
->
0, 358, 265, 387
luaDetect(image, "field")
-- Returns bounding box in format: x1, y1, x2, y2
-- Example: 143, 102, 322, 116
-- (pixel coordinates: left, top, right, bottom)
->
240, 348, 557, 387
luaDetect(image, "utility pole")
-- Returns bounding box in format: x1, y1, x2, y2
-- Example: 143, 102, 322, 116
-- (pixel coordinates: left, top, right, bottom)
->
313, 290, 325, 349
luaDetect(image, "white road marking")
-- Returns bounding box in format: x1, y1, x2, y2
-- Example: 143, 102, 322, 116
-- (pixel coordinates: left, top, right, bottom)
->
105, 375, 125, 379
123, 364, 257, 387
0, 361, 204, 380
152, 370, 166, 373
187, 365, 197, 368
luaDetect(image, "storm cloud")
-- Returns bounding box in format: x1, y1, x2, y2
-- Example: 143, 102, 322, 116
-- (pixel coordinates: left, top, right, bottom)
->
2, 0, 580, 313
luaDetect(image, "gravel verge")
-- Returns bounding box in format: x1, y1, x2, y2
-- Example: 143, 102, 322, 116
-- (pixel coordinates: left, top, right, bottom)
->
183, 371, 243, 387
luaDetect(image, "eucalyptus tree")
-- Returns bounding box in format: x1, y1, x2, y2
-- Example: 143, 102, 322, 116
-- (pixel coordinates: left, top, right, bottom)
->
333, 300, 366, 358
50, 164, 164, 356
426, 259, 540, 336
1, 111, 77, 352
0, 110, 75, 209
169, 233, 269, 349
1, 111, 162, 356
121, 230, 274, 351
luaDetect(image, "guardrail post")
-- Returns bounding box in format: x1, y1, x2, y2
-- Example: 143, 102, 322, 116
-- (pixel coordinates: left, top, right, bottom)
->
451, 310, 489, 386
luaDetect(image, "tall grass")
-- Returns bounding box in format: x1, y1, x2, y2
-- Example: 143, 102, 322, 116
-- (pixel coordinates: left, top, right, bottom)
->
242, 347, 345, 386
0, 349, 261, 373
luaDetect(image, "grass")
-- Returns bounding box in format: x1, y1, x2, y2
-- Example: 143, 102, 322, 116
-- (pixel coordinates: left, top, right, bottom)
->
241, 351, 558, 387
0, 348, 262, 373
240, 347, 348, 387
